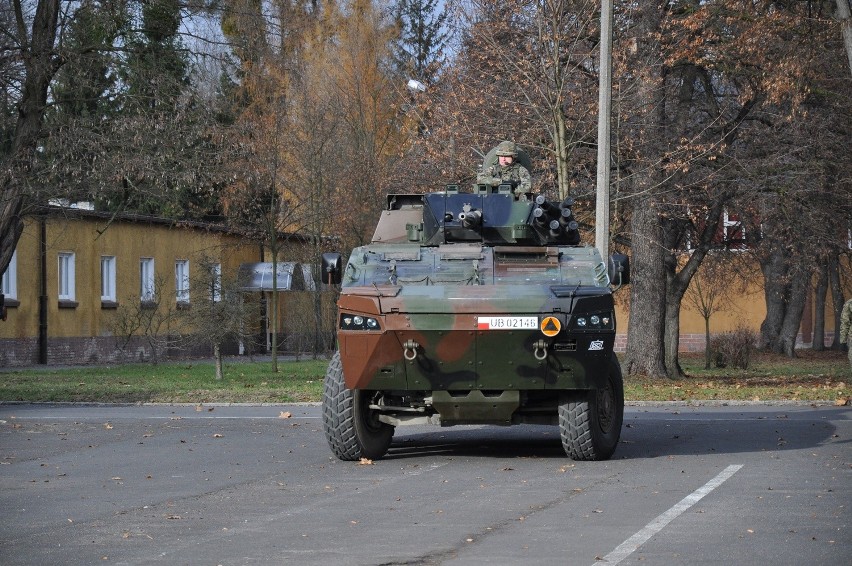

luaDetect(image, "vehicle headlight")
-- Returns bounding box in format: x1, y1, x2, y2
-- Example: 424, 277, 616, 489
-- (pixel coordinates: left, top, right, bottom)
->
340, 314, 381, 331
571, 312, 613, 330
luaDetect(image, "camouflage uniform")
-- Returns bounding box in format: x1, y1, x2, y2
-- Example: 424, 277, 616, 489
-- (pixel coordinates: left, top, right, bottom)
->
841, 299, 852, 372
477, 141, 531, 198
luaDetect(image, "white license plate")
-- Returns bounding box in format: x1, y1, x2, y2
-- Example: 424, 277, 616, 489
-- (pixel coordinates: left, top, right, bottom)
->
477, 316, 538, 330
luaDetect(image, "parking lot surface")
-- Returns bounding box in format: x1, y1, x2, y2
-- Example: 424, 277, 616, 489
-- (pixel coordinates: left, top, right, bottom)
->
1, 403, 849, 565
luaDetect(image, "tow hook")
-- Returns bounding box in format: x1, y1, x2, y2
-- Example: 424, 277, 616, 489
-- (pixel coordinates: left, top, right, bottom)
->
403, 340, 420, 361
533, 339, 548, 361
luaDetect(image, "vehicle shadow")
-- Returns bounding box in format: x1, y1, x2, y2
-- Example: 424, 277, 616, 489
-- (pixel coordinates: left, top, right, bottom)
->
381, 407, 847, 461
385, 425, 566, 460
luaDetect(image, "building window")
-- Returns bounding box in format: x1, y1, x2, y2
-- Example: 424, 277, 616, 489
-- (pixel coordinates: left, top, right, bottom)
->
722, 210, 746, 250
140, 258, 155, 302
1, 249, 17, 301
101, 256, 116, 302
175, 259, 189, 303
210, 263, 222, 302
58, 252, 76, 301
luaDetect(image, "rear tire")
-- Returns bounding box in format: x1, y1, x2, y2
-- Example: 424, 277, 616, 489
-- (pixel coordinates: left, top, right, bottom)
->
559, 354, 624, 461
322, 351, 394, 461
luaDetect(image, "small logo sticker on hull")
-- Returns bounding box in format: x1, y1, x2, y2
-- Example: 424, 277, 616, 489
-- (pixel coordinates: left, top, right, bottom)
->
589, 340, 604, 351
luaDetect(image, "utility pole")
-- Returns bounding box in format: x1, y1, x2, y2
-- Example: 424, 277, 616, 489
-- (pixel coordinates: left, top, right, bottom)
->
595, 0, 614, 260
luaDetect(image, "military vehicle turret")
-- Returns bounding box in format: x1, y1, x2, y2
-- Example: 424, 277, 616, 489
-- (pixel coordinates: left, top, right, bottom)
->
321, 157, 630, 461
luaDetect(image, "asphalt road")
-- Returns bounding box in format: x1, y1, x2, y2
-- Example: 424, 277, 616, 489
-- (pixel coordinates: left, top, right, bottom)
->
0, 403, 849, 566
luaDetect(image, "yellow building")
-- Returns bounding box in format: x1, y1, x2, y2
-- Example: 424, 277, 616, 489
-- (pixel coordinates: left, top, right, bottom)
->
610, 253, 849, 352
0, 206, 318, 366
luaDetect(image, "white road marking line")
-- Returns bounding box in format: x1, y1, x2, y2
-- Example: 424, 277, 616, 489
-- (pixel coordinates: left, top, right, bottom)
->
594, 464, 743, 565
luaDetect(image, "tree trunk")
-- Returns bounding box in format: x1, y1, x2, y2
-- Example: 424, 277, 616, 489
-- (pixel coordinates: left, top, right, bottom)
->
270, 236, 279, 372
663, 297, 685, 378
778, 271, 810, 357
214, 342, 223, 380
553, 108, 571, 201
759, 242, 810, 358
759, 244, 787, 351
812, 264, 827, 351
625, 196, 667, 377
623, 4, 666, 378
829, 257, 844, 349
704, 315, 711, 369
837, 0, 852, 76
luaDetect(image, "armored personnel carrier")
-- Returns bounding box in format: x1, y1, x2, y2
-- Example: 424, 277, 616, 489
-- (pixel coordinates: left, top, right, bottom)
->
321, 163, 629, 461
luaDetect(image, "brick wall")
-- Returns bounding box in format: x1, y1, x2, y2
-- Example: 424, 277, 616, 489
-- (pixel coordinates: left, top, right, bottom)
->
0, 335, 252, 368
0, 336, 162, 367
612, 333, 837, 353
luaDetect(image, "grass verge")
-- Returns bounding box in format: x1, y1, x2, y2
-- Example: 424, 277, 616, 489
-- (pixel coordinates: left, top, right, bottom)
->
626, 351, 849, 403
0, 351, 848, 405
0, 359, 329, 404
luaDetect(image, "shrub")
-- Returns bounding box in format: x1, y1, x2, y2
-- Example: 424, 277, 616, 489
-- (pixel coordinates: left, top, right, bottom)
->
709, 327, 758, 370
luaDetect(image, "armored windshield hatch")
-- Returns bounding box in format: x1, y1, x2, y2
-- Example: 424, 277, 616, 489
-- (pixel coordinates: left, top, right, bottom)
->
438, 244, 483, 260
381, 249, 421, 261
494, 246, 560, 264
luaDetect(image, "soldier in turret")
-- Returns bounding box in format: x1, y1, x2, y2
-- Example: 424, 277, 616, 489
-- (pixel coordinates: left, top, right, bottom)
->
477, 140, 531, 199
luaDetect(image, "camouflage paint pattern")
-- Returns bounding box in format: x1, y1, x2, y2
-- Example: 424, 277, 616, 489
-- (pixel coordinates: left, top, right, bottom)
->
337, 192, 616, 408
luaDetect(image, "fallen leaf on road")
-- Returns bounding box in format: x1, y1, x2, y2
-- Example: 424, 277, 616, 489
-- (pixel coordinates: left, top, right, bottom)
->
279, 411, 293, 419
358, 458, 374, 465
103, 423, 113, 430
213, 434, 224, 438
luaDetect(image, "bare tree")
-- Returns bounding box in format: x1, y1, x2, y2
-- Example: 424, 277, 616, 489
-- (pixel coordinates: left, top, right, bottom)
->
684, 254, 734, 369
0, 0, 62, 275
109, 273, 176, 365
174, 254, 262, 380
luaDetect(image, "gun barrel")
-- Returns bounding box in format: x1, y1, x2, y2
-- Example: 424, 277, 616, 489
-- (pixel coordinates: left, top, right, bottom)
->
458, 210, 482, 229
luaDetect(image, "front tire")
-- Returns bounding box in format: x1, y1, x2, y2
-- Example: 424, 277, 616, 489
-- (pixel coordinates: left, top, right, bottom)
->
322, 351, 394, 461
558, 354, 624, 461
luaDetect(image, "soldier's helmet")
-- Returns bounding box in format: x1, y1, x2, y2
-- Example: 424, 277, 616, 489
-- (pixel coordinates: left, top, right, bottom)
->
495, 141, 518, 158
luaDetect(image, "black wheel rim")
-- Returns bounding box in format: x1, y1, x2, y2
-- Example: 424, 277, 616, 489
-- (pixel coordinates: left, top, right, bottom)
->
359, 393, 384, 433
